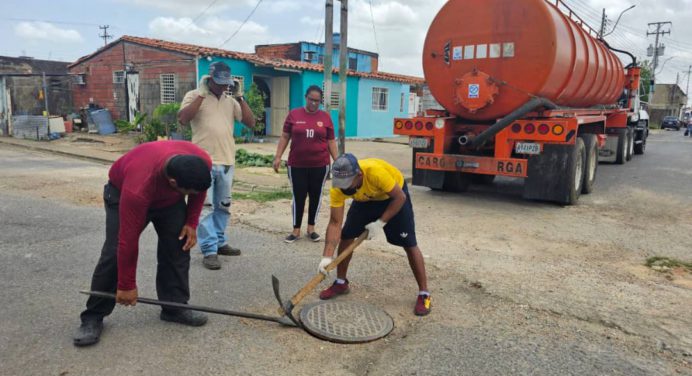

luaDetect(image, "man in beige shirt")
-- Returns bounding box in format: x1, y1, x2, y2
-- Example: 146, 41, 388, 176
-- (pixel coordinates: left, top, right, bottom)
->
178, 61, 255, 270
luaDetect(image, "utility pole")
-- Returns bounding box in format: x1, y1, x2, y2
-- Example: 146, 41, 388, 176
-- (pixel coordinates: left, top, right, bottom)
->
647, 21, 672, 93
99, 25, 113, 46
686, 65, 691, 98
324, 1, 333, 116
337, 0, 348, 155
42, 72, 50, 136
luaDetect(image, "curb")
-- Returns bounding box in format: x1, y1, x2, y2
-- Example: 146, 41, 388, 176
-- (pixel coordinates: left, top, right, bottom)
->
0, 138, 117, 165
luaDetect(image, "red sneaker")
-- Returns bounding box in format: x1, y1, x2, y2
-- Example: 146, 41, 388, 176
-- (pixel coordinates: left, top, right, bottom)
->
319, 280, 350, 300
415, 294, 431, 316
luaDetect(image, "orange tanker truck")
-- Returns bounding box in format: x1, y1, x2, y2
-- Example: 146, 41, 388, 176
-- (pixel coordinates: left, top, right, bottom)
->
393, 0, 648, 205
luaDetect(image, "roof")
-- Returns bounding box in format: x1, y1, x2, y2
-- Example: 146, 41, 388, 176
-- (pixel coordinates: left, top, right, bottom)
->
255, 41, 379, 59
0, 56, 70, 75
70, 36, 423, 85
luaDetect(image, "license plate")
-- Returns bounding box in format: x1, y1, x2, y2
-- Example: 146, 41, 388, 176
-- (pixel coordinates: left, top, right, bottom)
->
409, 137, 430, 149
515, 142, 541, 155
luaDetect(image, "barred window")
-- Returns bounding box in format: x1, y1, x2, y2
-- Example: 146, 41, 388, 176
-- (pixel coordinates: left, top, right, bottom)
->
160, 74, 177, 104
322, 82, 341, 107
372, 87, 388, 111
113, 71, 124, 84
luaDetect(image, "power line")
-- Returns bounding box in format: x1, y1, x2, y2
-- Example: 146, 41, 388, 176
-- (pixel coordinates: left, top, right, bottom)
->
218, 0, 263, 48
369, 0, 380, 56
182, 0, 223, 29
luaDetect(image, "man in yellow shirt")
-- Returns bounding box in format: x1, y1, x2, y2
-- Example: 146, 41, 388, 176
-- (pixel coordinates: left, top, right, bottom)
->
317, 153, 431, 316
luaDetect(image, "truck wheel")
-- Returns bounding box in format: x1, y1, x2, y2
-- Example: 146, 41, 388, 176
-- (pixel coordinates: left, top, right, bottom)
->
566, 138, 586, 204
472, 174, 496, 185
443, 171, 471, 192
615, 129, 627, 165
626, 128, 634, 161
634, 123, 647, 155
580, 134, 598, 194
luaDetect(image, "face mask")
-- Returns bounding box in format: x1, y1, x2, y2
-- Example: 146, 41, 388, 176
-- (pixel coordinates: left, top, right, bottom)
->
340, 187, 357, 196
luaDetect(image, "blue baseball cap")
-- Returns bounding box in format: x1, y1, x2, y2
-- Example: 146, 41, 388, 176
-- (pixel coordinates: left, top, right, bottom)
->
332, 153, 361, 189
208, 61, 233, 85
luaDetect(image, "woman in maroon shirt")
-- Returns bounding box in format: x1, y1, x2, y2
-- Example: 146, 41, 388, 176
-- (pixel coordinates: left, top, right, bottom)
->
273, 85, 338, 243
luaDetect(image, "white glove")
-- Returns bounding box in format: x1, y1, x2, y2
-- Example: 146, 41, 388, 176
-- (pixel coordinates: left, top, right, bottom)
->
318, 257, 334, 275
198, 76, 211, 98
364, 219, 386, 240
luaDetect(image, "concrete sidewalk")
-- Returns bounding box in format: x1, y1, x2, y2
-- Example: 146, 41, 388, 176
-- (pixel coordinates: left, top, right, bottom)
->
0, 134, 413, 191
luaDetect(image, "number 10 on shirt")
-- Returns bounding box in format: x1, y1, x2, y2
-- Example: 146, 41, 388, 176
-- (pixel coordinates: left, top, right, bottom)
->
306, 129, 315, 138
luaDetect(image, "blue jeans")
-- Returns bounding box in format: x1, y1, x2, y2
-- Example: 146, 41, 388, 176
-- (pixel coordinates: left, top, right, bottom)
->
198, 164, 234, 255
687, 123, 692, 136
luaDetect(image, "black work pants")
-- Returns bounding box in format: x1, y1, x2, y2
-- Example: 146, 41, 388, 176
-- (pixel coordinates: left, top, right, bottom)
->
287, 165, 329, 229
80, 183, 190, 323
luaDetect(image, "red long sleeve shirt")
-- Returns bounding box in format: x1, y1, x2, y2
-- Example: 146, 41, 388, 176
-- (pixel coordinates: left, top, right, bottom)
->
108, 141, 212, 290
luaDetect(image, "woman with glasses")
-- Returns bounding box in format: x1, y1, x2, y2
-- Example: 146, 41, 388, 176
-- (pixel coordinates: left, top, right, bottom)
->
273, 85, 338, 243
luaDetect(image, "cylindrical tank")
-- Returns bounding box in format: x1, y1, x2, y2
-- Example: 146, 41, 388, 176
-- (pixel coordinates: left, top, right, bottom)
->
423, 0, 626, 121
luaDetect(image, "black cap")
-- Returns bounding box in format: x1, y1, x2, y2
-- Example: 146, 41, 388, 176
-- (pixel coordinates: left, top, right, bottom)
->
208, 61, 232, 85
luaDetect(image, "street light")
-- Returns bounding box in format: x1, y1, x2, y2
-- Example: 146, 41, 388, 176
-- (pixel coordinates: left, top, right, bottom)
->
602, 5, 636, 37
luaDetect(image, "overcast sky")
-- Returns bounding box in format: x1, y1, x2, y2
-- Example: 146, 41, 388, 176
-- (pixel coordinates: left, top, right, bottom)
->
2, 0, 692, 87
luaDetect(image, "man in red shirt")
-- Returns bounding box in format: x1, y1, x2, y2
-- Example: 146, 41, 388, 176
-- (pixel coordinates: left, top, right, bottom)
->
73, 141, 212, 347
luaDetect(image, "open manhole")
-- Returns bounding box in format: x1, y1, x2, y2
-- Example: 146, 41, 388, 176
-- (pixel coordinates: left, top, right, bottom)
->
299, 301, 394, 343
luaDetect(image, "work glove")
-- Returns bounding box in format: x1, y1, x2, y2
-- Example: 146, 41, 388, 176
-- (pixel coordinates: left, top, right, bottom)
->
198, 75, 211, 98
364, 219, 386, 240
318, 256, 334, 275
230, 78, 243, 98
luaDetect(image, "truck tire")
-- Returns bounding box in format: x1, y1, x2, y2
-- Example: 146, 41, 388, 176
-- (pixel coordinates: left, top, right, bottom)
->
634, 122, 647, 155
615, 129, 627, 165
442, 171, 472, 192
523, 138, 585, 205
626, 127, 634, 161
580, 134, 598, 194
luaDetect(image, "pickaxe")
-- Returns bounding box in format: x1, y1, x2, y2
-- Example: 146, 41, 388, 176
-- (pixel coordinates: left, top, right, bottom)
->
272, 231, 369, 327
80, 290, 297, 327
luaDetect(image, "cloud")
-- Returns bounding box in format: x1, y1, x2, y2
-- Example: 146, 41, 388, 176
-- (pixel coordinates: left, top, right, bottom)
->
148, 16, 274, 52
14, 22, 83, 43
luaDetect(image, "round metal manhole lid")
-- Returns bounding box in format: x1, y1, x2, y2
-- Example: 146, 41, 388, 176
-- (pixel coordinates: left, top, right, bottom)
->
299, 301, 394, 343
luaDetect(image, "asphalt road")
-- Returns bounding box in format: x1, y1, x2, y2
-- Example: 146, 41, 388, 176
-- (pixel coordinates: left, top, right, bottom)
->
0, 130, 690, 375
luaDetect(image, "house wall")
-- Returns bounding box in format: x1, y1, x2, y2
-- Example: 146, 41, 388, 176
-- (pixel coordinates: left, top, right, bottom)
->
69, 41, 195, 120
300, 42, 376, 73
357, 79, 410, 138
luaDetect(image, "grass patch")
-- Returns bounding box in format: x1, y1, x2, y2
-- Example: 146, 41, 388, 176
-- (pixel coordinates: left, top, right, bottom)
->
646, 256, 692, 272
234, 190, 292, 202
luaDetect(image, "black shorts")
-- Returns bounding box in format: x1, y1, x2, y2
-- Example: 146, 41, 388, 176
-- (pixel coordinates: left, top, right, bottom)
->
341, 184, 417, 247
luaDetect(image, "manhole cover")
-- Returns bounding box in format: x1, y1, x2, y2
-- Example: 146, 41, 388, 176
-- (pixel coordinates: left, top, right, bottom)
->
299, 301, 394, 343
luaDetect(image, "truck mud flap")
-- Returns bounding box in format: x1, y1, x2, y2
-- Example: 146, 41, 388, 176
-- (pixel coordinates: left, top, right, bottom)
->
412, 147, 445, 189
523, 142, 582, 205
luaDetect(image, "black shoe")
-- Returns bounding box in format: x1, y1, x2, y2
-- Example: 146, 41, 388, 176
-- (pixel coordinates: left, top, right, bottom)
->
217, 244, 241, 256
284, 234, 300, 243
202, 254, 221, 270
309, 232, 321, 242
160, 310, 208, 327
73, 320, 103, 347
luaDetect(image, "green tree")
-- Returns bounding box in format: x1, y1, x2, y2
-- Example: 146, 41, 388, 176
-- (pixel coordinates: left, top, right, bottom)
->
639, 60, 653, 104
243, 83, 267, 141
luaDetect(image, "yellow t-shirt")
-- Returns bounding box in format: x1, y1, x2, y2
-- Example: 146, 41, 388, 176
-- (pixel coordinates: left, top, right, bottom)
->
180, 78, 242, 166
330, 158, 404, 208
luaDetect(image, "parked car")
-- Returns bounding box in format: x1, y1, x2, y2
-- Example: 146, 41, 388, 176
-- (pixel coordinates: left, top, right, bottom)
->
661, 116, 680, 130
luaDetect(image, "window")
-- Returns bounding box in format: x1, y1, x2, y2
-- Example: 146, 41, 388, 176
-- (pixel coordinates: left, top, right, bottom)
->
322, 82, 341, 107
160, 73, 177, 104
349, 57, 358, 71
113, 71, 124, 84
372, 87, 388, 111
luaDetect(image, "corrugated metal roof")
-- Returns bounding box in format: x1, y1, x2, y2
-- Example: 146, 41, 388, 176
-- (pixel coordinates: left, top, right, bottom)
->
69, 36, 424, 85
